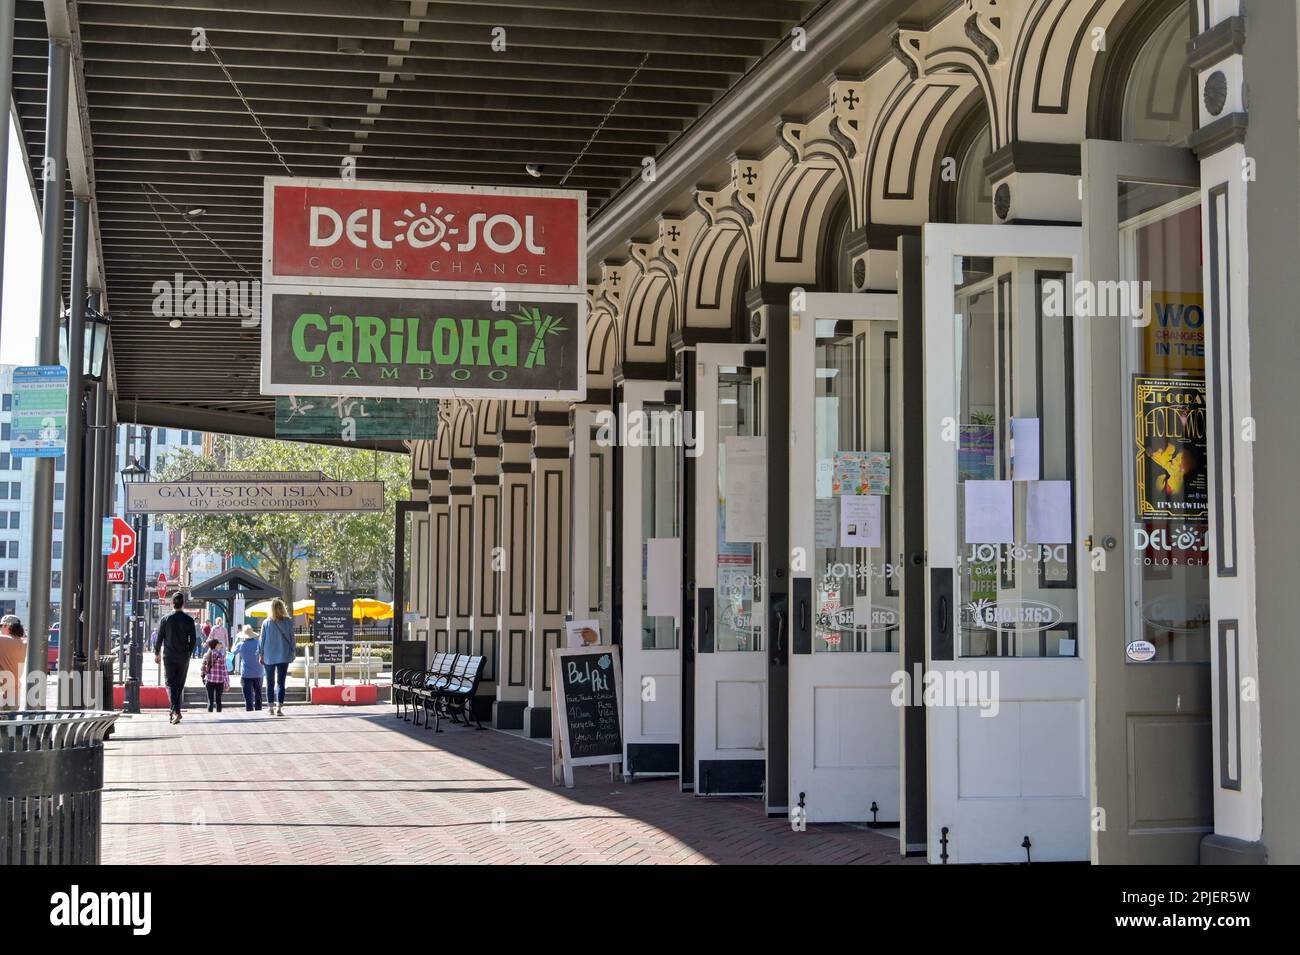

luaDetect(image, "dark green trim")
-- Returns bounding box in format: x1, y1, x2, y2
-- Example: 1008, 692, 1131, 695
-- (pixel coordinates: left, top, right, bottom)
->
531, 410, 568, 426
984, 140, 1080, 180
1187, 14, 1246, 71
1187, 112, 1248, 158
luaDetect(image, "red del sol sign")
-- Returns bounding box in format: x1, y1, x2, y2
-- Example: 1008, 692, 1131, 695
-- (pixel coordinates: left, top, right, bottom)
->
264, 178, 585, 293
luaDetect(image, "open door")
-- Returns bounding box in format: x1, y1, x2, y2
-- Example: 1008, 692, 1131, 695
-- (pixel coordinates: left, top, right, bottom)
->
1081, 141, 1212, 864
789, 292, 902, 823
620, 380, 682, 777
693, 343, 767, 795
922, 223, 1090, 864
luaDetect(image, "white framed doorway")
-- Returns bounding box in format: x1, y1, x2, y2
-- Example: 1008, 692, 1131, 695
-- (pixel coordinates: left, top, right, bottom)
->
788, 292, 903, 823
692, 342, 767, 795
620, 379, 683, 776
922, 223, 1090, 864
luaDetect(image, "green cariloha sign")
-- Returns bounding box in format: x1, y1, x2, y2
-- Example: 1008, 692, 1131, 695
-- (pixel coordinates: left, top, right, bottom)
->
262, 291, 584, 399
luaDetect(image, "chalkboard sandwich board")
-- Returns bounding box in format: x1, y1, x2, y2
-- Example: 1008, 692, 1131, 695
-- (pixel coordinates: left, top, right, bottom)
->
550, 644, 623, 788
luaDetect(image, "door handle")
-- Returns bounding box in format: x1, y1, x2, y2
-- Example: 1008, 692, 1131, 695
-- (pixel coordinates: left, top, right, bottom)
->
799, 598, 808, 633
773, 610, 786, 664
938, 596, 948, 634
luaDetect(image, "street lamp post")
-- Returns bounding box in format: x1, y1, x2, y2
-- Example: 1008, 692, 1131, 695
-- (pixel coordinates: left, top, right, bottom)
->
81, 303, 111, 708
120, 433, 151, 714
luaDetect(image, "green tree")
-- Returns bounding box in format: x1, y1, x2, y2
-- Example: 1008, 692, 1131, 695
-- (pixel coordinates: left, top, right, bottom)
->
155, 437, 410, 601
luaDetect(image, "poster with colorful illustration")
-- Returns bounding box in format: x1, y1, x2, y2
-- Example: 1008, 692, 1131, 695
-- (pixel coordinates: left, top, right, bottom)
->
832, 451, 891, 495
958, 424, 996, 481
1133, 375, 1208, 522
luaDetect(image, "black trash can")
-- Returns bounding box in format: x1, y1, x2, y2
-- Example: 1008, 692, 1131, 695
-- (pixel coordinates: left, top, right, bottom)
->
0, 710, 120, 864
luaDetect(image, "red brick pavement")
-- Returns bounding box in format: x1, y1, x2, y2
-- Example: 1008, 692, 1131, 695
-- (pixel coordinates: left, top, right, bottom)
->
101, 705, 916, 864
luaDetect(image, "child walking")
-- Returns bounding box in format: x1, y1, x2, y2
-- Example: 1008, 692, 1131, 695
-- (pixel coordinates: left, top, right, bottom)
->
200, 637, 229, 712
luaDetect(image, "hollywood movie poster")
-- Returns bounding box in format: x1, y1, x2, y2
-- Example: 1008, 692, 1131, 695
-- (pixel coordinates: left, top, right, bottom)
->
1133, 375, 1208, 522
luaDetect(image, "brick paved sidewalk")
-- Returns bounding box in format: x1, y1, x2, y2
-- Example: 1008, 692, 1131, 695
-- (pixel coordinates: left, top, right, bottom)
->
101, 705, 914, 864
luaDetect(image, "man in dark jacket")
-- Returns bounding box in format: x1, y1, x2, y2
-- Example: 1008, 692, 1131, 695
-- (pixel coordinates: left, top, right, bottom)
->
154, 592, 197, 724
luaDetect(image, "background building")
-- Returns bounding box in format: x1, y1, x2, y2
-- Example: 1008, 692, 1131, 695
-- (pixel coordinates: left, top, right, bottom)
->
0, 363, 198, 625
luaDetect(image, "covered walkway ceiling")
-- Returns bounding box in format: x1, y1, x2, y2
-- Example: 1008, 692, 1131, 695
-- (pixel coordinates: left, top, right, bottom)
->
11, 0, 819, 435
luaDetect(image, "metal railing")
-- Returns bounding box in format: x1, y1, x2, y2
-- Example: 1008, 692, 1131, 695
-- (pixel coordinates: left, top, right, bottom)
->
303, 640, 392, 690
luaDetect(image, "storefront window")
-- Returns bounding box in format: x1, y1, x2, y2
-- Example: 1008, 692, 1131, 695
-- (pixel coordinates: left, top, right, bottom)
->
716, 367, 763, 652
1119, 184, 1209, 662
954, 257, 1080, 658
814, 320, 900, 651
641, 403, 679, 650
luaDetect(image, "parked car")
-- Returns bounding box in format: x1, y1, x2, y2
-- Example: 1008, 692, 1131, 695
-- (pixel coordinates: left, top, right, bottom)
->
47, 623, 59, 667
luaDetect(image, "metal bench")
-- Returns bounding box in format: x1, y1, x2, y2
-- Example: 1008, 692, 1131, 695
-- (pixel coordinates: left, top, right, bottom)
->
413, 654, 459, 728
427, 655, 486, 732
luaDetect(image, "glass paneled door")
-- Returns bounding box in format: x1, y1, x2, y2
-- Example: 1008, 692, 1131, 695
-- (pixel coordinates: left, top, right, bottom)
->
922, 224, 1090, 863
620, 380, 682, 777
789, 293, 902, 823
1081, 141, 1212, 864
692, 343, 767, 795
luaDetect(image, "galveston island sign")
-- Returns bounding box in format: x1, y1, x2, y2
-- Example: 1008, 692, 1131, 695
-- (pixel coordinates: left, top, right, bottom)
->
261, 177, 587, 402
124, 471, 384, 514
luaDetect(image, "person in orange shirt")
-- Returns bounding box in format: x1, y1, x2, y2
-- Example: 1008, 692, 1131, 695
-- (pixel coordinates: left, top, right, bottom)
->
0, 614, 29, 711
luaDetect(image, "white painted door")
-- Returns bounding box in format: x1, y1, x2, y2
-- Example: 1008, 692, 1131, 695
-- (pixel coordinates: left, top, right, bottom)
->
789, 293, 903, 823
922, 224, 1091, 864
620, 380, 682, 776
694, 343, 767, 795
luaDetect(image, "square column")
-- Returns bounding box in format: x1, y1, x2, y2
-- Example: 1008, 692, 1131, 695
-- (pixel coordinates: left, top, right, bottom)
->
524, 406, 570, 737
469, 458, 500, 722
494, 439, 532, 729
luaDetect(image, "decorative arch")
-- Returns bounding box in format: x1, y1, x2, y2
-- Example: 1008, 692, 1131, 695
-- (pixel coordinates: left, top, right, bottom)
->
1007, 0, 1129, 144
449, 401, 475, 470
1085, 0, 1193, 142
431, 405, 453, 482
682, 215, 749, 331
759, 158, 846, 286
930, 88, 994, 223
409, 438, 434, 494
621, 269, 675, 370
472, 399, 501, 452
865, 68, 981, 227
585, 305, 617, 397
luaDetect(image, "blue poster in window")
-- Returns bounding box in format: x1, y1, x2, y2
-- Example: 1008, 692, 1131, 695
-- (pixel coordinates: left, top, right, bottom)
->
11, 365, 68, 458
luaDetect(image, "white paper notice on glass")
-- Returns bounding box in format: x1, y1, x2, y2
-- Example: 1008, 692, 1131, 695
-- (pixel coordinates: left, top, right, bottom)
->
816, 458, 835, 498
646, 537, 681, 619
1010, 417, 1041, 481
724, 436, 766, 542
840, 494, 882, 548
964, 480, 1014, 544
815, 498, 838, 548
1025, 480, 1073, 543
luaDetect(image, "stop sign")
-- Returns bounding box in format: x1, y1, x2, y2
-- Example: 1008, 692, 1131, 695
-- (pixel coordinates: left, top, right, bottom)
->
106, 517, 136, 582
